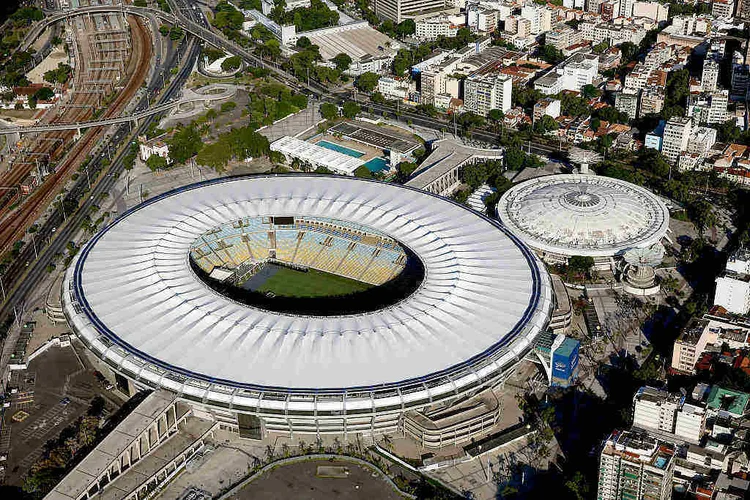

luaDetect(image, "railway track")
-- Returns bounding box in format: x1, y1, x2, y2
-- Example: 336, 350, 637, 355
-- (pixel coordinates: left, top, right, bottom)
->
0, 12, 152, 253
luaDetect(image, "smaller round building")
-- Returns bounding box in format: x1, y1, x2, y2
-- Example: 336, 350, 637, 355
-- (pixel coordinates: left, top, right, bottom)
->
497, 174, 670, 269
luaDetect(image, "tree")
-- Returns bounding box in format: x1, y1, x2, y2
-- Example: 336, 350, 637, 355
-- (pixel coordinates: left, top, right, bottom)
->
395, 19, 416, 37
581, 84, 601, 100
354, 165, 373, 178
196, 142, 232, 170
396, 161, 417, 182
539, 44, 564, 64
341, 101, 361, 119
568, 255, 595, 277
296, 36, 311, 48
167, 125, 202, 163
146, 154, 168, 171
221, 56, 242, 72
320, 102, 338, 120
332, 53, 352, 72
355, 72, 380, 93
32, 87, 54, 102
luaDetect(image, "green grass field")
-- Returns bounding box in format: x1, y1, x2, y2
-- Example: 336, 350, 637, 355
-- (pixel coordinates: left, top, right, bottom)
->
256, 266, 372, 298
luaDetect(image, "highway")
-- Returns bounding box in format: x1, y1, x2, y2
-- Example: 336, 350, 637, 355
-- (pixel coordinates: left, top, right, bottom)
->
0, 6, 202, 332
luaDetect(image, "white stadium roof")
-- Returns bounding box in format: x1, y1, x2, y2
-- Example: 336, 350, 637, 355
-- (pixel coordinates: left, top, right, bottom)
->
497, 174, 670, 258
63, 176, 552, 414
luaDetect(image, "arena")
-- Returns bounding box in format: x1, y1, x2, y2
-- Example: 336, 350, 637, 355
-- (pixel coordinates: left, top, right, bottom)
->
63, 175, 553, 438
497, 174, 671, 269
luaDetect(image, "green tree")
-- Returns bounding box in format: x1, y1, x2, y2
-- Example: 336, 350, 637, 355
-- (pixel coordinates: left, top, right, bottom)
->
145, 154, 168, 171
221, 56, 242, 72
396, 161, 417, 182
196, 141, 233, 170
32, 87, 54, 101
354, 165, 373, 178
395, 19, 416, 37
342, 101, 361, 119
332, 53, 352, 72
167, 125, 202, 163
568, 255, 595, 277
355, 72, 380, 93
320, 102, 338, 120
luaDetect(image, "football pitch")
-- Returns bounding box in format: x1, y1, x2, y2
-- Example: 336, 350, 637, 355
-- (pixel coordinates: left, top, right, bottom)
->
256, 266, 372, 298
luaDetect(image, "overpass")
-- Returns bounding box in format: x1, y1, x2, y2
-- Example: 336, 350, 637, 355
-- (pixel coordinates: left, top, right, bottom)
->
24, 5, 325, 96
0, 84, 237, 135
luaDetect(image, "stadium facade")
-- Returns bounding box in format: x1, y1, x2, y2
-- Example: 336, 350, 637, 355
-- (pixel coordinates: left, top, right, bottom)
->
63, 175, 553, 438
497, 174, 671, 269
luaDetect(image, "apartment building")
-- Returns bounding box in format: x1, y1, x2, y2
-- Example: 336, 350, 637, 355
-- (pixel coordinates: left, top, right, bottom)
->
662, 116, 693, 163
712, 0, 735, 19
374, 0, 446, 23
533, 97, 561, 121
534, 52, 599, 95
715, 248, 750, 315
467, 7, 498, 33
598, 430, 675, 500
463, 73, 512, 116
640, 85, 665, 117
520, 4, 552, 35
632, 386, 706, 444
415, 12, 465, 40
702, 58, 720, 92
615, 89, 639, 120
671, 314, 750, 374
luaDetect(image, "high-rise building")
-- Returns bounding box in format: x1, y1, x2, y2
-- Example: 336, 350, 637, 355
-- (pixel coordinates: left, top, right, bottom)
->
619, 0, 635, 17
463, 73, 512, 116
712, 0, 735, 19
662, 116, 692, 163
738, 0, 750, 20
702, 59, 720, 92
632, 386, 706, 443
520, 4, 552, 35
598, 430, 675, 500
374, 0, 446, 23
615, 89, 640, 120
715, 248, 750, 315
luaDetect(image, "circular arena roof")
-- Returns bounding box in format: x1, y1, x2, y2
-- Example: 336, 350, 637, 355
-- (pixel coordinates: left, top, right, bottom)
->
497, 174, 670, 259
63, 175, 552, 412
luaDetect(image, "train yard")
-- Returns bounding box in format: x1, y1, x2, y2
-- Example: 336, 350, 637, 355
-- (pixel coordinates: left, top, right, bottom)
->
0, 8, 152, 254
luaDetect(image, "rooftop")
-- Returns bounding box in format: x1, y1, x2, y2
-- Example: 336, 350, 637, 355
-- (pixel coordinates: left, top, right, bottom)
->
707, 386, 750, 416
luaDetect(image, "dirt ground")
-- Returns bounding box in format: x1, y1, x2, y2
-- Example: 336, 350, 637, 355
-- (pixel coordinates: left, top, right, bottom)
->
228, 459, 403, 500
26, 45, 69, 85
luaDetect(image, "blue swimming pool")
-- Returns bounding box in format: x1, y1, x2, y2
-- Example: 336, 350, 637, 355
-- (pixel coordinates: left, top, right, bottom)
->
317, 140, 365, 158
364, 157, 389, 173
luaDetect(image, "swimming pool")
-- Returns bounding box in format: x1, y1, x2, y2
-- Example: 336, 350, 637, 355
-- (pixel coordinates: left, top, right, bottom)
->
317, 140, 365, 158
364, 157, 389, 173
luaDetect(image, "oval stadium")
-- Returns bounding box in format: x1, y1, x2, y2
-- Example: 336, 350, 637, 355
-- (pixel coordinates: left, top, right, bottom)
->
63, 175, 553, 439
497, 174, 670, 268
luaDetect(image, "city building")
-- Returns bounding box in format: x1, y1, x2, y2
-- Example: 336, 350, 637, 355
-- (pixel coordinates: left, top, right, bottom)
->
712, 0, 735, 19
688, 89, 729, 125
534, 53, 599, 95
377, 76, 412, 100
632, 0, 669, 21
702, 59, 720, 92
615, 89, 640, 120
632, 386, 706, 443
374, 0, 446, 23
62, 175, 554, 436
639, 85, 666, 117
598, 430, 675, 500
520, 4, 552, 35
715, 248, 750, 315
533, 97, 561, 121
138, 137, 170, 163
662, 116, 693, 164
497, 175, 671, 270
685, 126, 718, 158
463, 73, 512, 116
415, 12, 464, 40
270, 136, 365, 175
467, 7, 498, 33
671, 313, 750, 374
644, 120, 666, 151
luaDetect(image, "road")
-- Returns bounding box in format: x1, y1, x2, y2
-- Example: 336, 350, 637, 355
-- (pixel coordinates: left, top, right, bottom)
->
0, 5, 203, 353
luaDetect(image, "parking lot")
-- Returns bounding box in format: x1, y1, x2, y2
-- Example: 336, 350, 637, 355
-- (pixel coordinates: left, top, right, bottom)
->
1, 343, 123, 486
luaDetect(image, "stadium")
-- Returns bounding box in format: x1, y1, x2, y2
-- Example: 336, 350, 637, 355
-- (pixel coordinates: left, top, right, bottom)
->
497, 174, 671, 270
62, 175, 553, 438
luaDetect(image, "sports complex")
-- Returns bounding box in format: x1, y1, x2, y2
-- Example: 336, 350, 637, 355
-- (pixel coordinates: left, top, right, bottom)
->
497, 174, 671, 270
62, 175, 553, 438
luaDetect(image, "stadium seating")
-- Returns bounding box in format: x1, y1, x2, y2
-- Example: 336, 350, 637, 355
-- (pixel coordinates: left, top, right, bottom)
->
190, 217, 408, 285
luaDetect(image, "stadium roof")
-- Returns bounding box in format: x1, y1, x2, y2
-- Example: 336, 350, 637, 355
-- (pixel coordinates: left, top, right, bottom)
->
63, 176, 552, 406
497, 174, 670, 258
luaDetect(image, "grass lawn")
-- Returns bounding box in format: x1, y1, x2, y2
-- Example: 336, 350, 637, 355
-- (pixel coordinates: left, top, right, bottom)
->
257, 266, 372, 298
